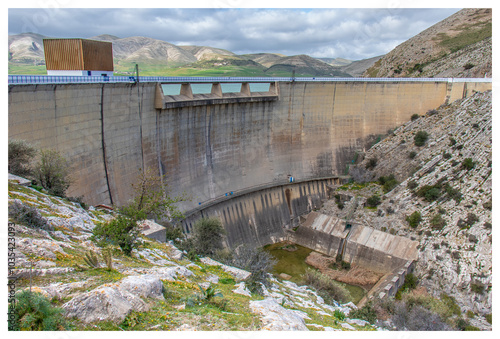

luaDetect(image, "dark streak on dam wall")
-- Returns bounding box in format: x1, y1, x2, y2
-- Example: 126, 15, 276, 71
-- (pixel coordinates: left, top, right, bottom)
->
8, 80, 491, 247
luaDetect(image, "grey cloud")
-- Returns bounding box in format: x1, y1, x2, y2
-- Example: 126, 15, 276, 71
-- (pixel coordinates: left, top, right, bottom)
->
8, 7, 460, 60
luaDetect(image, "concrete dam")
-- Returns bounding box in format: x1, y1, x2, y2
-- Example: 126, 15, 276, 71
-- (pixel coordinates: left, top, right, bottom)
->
8, 77, 491, 254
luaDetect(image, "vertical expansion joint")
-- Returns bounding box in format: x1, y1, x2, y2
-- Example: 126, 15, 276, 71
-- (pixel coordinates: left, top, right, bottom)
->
137, 83, 145, 171
100, 84, 113, 205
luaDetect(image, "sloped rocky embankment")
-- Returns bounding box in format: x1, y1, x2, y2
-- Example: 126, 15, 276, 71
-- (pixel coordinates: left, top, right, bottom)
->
320, 90, 492, 330
8, 181, 379, 331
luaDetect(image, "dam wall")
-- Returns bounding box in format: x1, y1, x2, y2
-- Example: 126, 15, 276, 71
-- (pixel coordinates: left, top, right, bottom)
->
8, 79, 491, 246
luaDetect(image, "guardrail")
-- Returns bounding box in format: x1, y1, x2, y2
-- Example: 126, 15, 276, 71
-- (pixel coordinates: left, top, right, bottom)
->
7, 75, 493, 85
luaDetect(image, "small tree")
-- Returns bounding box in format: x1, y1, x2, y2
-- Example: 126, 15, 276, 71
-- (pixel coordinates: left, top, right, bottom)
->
414, 131, 429, 147
8, 139, 37, 177
191, 217, 226, 256
91, 215, 140, 255
33, 149, 71, 197
366, 195, 381, 208
120, 167, 188, 222
406, 211, 422, 228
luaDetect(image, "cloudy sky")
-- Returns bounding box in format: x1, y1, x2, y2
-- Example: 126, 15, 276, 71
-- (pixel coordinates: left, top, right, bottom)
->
7, 3, 467, 60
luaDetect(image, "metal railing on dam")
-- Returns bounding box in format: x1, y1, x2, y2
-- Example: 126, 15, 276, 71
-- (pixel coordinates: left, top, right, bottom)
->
7, 74, 492, 85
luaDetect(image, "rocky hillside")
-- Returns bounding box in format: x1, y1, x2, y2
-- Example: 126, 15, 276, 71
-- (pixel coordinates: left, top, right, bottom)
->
364, 8, 492, 78
8, 32, 45, 64
7, 179, 379, 331
319, 90, 492, 329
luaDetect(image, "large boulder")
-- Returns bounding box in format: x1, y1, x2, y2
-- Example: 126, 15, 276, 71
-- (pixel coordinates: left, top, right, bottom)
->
63, 285, 148, 323
62, 274, 164, 323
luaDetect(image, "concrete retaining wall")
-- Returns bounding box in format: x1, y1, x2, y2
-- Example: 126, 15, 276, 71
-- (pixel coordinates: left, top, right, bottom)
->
288, 212, 419, 273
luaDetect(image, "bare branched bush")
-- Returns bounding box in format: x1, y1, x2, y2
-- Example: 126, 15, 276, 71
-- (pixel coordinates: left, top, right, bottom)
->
303, 268, 351, 304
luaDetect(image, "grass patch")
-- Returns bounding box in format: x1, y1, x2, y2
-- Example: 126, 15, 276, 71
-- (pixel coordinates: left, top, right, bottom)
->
438, 22, 492, 53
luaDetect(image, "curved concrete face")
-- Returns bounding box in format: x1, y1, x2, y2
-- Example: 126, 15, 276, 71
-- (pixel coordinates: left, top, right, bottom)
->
8, 80, 490, 219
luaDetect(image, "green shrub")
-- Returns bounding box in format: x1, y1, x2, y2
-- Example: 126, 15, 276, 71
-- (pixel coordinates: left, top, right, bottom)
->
366, 195, 381, 208
406, 211, 422, 228
465, 213, 479, 227
470, 282, 485, 294
414, 131, 429, 146
8, 139, 37, 178
407, 180, 418, 190
33, 149, 71, 197
191, 217, 226, 256
449, 137, 457, 146
463, 63, 475, 70
416, 184, 443, 202
378, 174, 399, 193
8, 201, 51, 230
485, 313, 492, 324
411, 114, 420, 121
348, 301, 377, 323
303, 269, 351, 304
462, 158, 475, 171
10, 290, 67, 330
409, 151, 417, 159
395, 273, 419, 299
334, 309, 346, 320
443, 152, 452, 159
443, 183, 462, 203
91, 215, 140, 256
430, 214, 446, 230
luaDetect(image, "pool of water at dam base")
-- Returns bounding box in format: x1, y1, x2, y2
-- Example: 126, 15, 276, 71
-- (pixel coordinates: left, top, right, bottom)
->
263, 242, 365, 304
